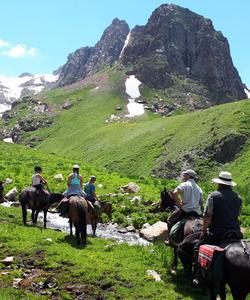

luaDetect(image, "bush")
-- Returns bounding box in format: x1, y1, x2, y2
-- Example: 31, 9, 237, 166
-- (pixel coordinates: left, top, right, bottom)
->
131, 213, 148, 229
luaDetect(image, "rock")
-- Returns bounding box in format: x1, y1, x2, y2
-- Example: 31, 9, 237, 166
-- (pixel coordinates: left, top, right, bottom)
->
131, 196, 141, 203
12, 278, 22, 288
45, 238, 52, 242
205, 133, 247, 163
2, 256, 14, 265
56, 18, 130, 87
139, 221, 168, 242
97, 184, 103, 188
42, 277, 57, 288
141, 223, 151, 229
121, 4, 246, 104
115, 106, 122, 111
5, 187, 18, 201
54, 174, 64, 181
120, 182, 140, 193
4, 178, 13, 184
126, 225, 136, 232
61, 102, 73, 110
146, 270, 162, 281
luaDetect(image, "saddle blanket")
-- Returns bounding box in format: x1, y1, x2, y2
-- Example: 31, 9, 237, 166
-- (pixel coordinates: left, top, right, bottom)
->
198, 244, 225, 270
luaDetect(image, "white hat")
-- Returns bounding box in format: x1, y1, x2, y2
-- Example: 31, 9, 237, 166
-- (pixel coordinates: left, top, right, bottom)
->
212, 171, 236, 187
182, 169, 196, 178
73, 164, 80, 169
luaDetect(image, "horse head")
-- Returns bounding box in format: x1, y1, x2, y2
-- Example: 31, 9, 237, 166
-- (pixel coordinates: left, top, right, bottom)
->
160, 188, 175, 210
49, 193, 64, 206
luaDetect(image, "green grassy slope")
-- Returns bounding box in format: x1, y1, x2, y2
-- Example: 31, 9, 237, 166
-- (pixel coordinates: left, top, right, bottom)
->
21, 86, 250, 186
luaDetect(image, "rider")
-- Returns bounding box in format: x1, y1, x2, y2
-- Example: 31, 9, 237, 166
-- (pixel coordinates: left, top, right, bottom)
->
193, 171, 242, 286
32, 166, 49, 195
167, 169, 202, 233
64, 164, 85, 198
84, 175, 100, 208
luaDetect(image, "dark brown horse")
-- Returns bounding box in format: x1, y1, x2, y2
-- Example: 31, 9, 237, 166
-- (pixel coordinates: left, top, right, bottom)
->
160, 187, 203, 272
19, 187, 64, 228
178, 235, 250, 300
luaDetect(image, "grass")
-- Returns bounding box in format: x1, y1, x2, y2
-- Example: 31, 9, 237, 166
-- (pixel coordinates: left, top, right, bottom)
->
0, 206, 211, 300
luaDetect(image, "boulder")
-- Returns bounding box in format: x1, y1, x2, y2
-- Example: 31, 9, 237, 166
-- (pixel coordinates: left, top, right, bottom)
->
4, 178, 13, 184
139, 221, 168, 242
54, 174, 64, 181
5, 187, 18, 201
61, 102, 73, 110
131, 196, 141, 203
120, 182, 140, 193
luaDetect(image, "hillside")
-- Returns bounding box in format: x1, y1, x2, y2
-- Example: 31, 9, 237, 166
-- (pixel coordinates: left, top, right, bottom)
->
0, 69, 250, 189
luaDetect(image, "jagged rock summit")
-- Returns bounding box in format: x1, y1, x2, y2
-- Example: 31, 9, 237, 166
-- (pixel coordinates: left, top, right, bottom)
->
57, 4, 246, 104
57, 18, 129, 87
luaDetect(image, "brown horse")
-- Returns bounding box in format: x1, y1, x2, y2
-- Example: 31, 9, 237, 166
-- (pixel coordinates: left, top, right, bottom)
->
67, 196, 88, 245
19, 187, 64, 228
67, 198, 112, 239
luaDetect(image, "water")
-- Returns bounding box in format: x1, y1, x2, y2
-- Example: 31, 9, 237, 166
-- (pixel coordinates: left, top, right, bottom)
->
1, 202, 149, 246
125, 75, 144, 117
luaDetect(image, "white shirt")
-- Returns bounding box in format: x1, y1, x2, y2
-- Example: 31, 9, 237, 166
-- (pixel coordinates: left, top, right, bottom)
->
174, 179, 202, 214
32, 173, 41, 186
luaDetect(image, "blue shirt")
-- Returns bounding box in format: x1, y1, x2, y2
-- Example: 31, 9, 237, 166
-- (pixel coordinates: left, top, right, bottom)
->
84, 182, 96, 199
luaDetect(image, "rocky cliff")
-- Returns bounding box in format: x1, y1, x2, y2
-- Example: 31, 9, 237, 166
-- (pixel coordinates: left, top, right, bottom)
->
121, 4, 246, 103
57, 18, 130, 87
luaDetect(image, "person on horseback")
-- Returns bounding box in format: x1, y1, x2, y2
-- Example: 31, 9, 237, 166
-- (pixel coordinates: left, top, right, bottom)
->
167, 169, 202, 230
64, 164, 86, 198
32, 166, 49, 195
84, 175, 100, 210
58, 164, 85, 217
193, 171, 242, 286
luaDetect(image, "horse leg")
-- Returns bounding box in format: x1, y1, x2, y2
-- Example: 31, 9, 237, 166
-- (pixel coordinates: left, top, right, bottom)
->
34, 210, 39, 224
43, 210, 47, 229
31, 209, 36, 224
92, 219, 97, 237
21, 203, 27, 225
75, 225, 80, 245
69, 218, 73, 236
170, 248, 178, 274
209, 282, 217, 300
219, 282, 226, 300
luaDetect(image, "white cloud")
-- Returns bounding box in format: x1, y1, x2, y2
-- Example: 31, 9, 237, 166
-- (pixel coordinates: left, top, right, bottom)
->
0, 39, 10, 48
2, 44, 38, 58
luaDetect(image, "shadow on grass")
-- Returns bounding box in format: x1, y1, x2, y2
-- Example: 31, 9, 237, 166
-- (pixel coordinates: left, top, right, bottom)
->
59, 234, 92, 249
169, 269, 210, 300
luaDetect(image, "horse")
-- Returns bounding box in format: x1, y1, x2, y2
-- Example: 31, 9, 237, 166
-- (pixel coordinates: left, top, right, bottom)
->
160, 187, 203, 273
67, 196, 88, 245
67, 198, 112, 239
19, 187, 64, 228
178, 235, 250, 300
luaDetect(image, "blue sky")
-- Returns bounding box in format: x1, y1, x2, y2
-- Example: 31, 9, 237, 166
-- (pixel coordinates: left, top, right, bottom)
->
0, 0, 249, 86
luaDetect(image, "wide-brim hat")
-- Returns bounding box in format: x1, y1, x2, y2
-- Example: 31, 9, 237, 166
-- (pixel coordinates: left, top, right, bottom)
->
212, 171, 236, 186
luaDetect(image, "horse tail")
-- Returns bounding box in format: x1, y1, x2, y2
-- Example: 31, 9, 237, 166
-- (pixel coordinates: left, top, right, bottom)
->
77, 201, 87, 243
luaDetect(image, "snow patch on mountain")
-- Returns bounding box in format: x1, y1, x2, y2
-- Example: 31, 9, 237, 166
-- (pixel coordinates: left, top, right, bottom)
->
244, 88, 250, 99
0, 73, 58, 103
125, 75, 144, 117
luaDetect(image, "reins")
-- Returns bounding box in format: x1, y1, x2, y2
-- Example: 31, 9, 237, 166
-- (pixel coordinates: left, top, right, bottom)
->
241, 240, 250, 259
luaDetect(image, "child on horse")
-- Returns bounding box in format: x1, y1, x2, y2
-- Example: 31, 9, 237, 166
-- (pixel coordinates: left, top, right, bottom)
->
32, 166, 49, 196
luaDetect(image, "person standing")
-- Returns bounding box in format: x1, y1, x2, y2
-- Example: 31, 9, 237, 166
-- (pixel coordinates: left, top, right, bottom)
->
193, 171, 242, 286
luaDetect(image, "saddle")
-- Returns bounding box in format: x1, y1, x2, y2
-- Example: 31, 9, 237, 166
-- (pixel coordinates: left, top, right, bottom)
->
170, 217, 202, 243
